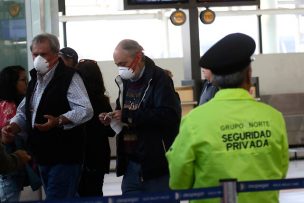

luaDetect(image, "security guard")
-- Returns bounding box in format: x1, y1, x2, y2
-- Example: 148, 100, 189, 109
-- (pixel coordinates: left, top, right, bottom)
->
166, 33, 289, 203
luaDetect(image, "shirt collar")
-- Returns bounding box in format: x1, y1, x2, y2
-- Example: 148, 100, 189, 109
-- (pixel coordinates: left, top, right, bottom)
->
37, 61, 59, 82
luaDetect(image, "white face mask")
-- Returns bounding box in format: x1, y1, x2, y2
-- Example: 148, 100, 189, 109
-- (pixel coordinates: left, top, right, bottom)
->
118, 66, 135, 80
34, 55, 49, 75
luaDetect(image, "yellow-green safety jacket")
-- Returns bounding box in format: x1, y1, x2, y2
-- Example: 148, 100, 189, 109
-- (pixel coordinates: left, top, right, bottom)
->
166, 88, 289, 203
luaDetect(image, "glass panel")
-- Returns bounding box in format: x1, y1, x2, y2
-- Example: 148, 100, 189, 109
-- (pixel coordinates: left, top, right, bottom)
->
63, 0, 304, 56
65, 0, 122, 15
260, 0, 304, 53
199, 14, 259, 55
65, 16, 183, 61
262, 14, 304, 53
0, 0, 27, 71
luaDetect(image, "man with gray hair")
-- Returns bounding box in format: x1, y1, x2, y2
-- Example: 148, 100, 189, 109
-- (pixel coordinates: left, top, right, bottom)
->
1, 33, 93, 200
100, 39, 181, 195
166, 33, 289, 203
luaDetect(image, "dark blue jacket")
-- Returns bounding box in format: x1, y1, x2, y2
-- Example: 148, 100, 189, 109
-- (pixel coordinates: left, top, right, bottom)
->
115, 56, 181, 180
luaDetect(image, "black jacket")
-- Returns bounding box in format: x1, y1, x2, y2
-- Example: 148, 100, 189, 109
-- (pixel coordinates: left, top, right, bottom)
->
25, 59, 85, 165
82, 92, 115, 173
115, 56, 181, 180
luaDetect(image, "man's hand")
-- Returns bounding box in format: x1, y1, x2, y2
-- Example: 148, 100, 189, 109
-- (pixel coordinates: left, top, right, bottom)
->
1, 123, 20, 144
34, 115, 59, 132
14, 150, 31, 165
112, 110, 122, 121
99, 112, 112, 126
99, 111, 121, 125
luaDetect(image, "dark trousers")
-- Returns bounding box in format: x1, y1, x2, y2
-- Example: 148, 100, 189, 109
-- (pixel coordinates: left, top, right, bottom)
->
78, 169, 105, 197
121, 161, 179, 202
38, 164, 81, 200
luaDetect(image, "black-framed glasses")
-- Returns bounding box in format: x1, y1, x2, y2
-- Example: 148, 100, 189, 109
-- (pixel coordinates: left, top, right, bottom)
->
79, 59, 97, 64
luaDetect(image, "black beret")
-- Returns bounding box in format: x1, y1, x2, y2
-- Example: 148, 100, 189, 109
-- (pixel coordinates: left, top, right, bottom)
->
59, 47, 78, 63
199, 33, 256, 75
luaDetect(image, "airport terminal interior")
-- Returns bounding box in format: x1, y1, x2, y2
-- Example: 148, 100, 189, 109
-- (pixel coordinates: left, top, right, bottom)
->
2, 0, 304, 202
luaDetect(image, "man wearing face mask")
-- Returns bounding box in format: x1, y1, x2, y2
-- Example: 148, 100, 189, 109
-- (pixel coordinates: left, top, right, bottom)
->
99, 39, 181, 195
1, 33, 93, 200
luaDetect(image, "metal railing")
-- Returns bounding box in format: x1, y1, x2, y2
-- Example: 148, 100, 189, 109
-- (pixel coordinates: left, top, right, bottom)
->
23, 177, 304, 203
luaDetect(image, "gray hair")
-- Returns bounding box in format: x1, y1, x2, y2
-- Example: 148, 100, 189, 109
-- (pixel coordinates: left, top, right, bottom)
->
117, 39, 144, 58
213, 66, 250, 88
30, 33, 60, 54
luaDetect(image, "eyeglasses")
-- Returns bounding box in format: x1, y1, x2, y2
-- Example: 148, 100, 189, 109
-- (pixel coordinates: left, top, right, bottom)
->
79, 59, 97, 64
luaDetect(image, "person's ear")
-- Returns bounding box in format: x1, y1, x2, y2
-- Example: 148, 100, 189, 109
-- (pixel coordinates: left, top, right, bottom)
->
244, 66, 252, 91
247, 66, 252, 84
133, 52, 142, 68
135, 52, 142, 62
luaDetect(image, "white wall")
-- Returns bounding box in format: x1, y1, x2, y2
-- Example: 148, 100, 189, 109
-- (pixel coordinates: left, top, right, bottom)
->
98, 53, 304, 103
253, 53, 304, 95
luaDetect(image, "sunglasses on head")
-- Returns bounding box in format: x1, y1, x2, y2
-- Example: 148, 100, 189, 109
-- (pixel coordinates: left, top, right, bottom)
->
59, 51, 75, 58
79, 59, 97, 63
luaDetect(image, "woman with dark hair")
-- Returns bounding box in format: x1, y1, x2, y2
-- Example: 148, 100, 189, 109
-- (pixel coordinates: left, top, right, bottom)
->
0, 66, 27, 107
76, 59, 115, 197
0, 66, 32, 202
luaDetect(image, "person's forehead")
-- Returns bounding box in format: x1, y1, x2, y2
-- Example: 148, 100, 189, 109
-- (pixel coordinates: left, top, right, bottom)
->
32, 41, 51, 53
113, 47, 132, 63
18, 70, 26, 76
202, 68, 211, 72
19, 70, 26, 74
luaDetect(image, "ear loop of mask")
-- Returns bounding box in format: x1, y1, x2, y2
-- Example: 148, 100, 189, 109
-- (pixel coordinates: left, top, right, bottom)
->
129, 52, 141, 72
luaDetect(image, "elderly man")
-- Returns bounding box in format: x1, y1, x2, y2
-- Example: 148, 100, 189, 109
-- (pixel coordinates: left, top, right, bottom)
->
166, 33, 289, 203
1, 33, 93, 200
100, 39, 181, 195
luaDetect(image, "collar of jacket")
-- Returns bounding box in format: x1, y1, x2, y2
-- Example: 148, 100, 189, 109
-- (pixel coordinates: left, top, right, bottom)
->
115, 56, 156, 109
213, 88, 255, 101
